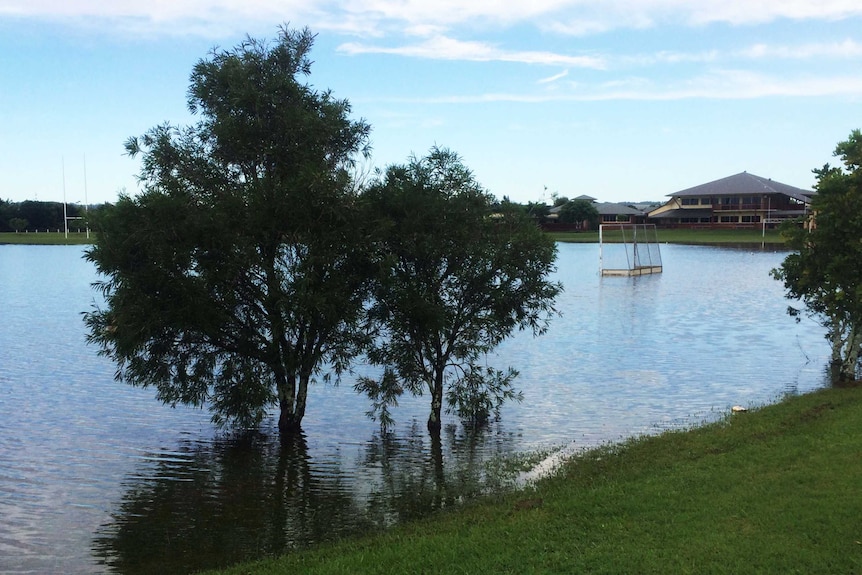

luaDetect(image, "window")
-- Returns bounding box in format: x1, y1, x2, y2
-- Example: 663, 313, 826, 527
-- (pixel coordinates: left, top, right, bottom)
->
720, 215, 739, 223
721, 197, 740, 206
701, 198, 713, 205
741, 215, 761, 223
681, 198, 699, 205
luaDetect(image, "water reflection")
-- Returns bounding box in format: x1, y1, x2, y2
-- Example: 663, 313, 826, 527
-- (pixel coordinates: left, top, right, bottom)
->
91, 422, 522, 574
93, 433, 358, 574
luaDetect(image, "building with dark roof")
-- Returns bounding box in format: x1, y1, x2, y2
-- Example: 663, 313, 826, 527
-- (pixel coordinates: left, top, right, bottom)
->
548, 199, 648, 225
648, 172, 814, 228
595, 202, 646, 224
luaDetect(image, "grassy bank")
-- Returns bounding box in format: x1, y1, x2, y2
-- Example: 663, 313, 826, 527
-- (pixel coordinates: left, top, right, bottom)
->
0, 231, 92, 245
549, 228, 786, 246
207, 386, 862, 574
2, 229, 786, 247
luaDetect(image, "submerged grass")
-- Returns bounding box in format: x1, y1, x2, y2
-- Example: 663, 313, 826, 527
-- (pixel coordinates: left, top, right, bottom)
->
206, 386, 862, 574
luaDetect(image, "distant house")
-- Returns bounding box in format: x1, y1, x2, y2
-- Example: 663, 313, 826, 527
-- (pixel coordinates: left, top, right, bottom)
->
648, 172, 814, 228
596, 202, 646, 224
547, 196, 648, 227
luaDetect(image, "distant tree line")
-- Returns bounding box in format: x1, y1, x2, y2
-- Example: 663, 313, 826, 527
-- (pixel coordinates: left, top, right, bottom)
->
0, 199, 104, 232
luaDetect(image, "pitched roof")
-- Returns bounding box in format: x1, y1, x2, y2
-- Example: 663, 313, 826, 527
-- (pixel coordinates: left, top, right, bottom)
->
669, 172, 813, 203
595, 202, 643, 215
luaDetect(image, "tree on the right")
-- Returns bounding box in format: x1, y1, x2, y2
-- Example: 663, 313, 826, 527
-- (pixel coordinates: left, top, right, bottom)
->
772, 129, 862, 383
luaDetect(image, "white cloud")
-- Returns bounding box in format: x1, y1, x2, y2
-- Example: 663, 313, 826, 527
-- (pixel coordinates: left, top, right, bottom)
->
679, 0, 862, 25
338, 35, 606, 68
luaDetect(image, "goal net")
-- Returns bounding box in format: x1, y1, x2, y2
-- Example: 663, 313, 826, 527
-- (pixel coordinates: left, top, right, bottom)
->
599, 224, 663, 276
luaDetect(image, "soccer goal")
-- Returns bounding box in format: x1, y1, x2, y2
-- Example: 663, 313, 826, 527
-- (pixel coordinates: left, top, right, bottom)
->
599, 223, 663, 276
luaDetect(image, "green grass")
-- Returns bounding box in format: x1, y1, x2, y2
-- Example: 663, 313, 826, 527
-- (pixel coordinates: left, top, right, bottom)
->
549, 228, 786, 246
0, 231, 93, 245
205, 386, 862, 574
1, 229, 785, 247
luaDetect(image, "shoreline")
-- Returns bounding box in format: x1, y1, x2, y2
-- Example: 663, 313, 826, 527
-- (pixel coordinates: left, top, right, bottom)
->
1, 228, 788, 247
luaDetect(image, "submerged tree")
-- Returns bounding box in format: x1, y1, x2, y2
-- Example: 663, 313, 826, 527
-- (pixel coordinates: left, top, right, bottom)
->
357, 148, 561, 433
772, 130, 862, 383
84, 27, 372, 435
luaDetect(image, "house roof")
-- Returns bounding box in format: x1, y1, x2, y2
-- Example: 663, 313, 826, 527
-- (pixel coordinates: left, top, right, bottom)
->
596, 202, 643, 216
574, 194, 597, 201
548, 201, 644, 215
669, 172, 813, 203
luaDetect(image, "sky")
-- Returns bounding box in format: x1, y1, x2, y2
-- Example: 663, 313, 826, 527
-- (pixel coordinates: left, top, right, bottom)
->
1, 1, 861, 206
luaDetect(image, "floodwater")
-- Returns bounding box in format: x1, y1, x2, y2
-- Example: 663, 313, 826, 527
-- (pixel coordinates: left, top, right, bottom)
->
0, 243, 829, 574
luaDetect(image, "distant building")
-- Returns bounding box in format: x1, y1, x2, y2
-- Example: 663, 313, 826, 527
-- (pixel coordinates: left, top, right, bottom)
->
648, 172, 814, 228
596, 202, 646, 224
547, 197, 649, 226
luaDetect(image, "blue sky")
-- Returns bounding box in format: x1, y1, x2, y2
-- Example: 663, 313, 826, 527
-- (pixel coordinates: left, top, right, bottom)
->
2, 1, 861, 206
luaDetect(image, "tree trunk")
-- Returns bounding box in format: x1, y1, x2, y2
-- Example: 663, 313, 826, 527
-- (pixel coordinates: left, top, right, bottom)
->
277, 370, 304, 435
277, 371, 312, 436
829, 322, 862, 384
427, 369, 444, 434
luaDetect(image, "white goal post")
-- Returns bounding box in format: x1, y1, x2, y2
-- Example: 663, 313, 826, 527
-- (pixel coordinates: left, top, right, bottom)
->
599, 223, 663, 276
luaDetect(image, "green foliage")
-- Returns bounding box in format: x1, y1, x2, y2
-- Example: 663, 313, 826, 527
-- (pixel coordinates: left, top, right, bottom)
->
444, 365, 522, 426
360, 147, 561, 432
0, 200, 77, 231
8, 217, 28, 231
558, 198, 599, 228
524, 201, 551, 222
354, 368, 403, 431
84, 26, 372, 434
772, 129, 862, 383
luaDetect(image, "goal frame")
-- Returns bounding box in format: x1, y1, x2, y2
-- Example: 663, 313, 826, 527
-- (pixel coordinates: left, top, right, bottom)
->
599, 223, 663, 276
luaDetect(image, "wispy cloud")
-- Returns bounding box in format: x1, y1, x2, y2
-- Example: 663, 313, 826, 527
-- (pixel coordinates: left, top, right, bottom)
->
609, 39, 862, 71
545, 0, 862, 35
739, 39, 862, 60
366, 70, 862, 104
4, 1, 862, 38
538, 69, 570, 84
338, 36, 606, 68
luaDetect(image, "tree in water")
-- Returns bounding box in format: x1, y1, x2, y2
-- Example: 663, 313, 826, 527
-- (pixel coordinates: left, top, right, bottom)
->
84, 27, 372, 436
772, 129, 862, 383
357, 148, 561, 434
